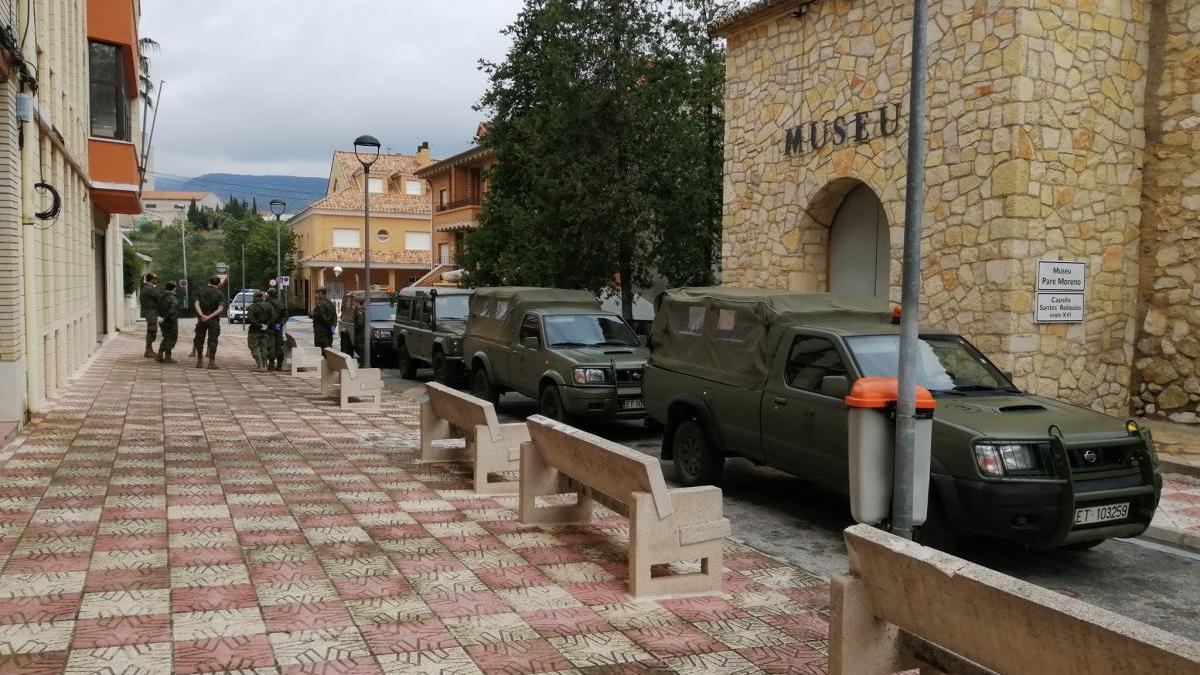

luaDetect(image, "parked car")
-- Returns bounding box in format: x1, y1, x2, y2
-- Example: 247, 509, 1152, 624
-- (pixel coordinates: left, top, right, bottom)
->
393, 287, 474, 384
337, 290, 396, 365
643, 287, 1162, 550
227, 289, 258, 324
463, 287, 649, 422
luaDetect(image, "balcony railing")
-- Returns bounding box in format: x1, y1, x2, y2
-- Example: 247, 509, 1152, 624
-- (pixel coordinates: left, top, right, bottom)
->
437, 197, 481, 212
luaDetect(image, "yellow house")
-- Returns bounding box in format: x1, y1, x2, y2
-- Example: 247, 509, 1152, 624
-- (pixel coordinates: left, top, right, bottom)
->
291, 145, 435, 309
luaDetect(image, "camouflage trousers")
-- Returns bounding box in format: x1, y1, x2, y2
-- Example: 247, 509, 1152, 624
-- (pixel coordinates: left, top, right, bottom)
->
159, 319, 178, 351
143, 313, 158, 347
193, 319, 220, 358
248, 331, 271, 366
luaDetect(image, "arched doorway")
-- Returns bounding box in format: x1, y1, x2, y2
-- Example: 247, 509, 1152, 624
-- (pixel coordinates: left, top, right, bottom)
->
829, 183, 889, 299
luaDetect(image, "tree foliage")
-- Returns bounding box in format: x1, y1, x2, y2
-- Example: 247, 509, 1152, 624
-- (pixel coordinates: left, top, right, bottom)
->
220, 214, 296, 295
460, 0, 729, 318
122, 245, 143, 296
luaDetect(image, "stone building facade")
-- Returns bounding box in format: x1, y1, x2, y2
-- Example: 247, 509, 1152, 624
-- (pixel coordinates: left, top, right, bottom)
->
714, 0, 1199, 421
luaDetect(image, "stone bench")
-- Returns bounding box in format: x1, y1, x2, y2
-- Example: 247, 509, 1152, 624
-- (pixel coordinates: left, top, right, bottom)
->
519, 415, 730, 598
419, 382, 527, 495
320, 348, 383, 411
287, 335, 320, 379
831, 524, 1200, 674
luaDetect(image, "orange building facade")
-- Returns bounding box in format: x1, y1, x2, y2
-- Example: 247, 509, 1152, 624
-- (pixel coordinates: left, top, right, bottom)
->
414, 125, 495, 286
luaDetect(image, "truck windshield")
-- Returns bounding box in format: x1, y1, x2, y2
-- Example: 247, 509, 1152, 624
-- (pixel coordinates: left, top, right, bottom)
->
366, 304, 396, 322
543, 314, 639, 348
846, 335, 1019, 395
435, 295, 469, 321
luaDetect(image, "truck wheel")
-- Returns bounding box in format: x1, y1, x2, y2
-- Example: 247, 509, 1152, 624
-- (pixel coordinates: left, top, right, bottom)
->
433, 351, 450, 385
672, 420, 722, 486
539, 385, 572, 424
396, 345, 418, 379
914, 491, 958, 553
471, 367, 500, 405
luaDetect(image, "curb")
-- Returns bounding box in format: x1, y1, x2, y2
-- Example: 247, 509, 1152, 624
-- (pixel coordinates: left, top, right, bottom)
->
1160, 459, 1200, 479
1140, 525, 1200, 555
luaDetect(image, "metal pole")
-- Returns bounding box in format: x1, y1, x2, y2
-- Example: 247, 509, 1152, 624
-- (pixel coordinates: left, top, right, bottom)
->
181, 221, 189, 312
362, 165, 372, 368
892, 0, 931, 541
241, 241, 246, 332
276, 214, 281, 306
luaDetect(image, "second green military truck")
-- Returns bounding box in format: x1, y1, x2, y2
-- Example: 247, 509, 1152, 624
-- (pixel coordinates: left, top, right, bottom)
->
463, 287, 649, 422
393, 287, 473, 384
643, 288, 1162, 550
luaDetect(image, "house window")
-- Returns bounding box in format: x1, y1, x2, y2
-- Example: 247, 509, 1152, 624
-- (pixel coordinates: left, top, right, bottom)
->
145, 203, 157, 209
368, 178, 385, 194
405, 180, 422, 196
332, 228, 360, 248
404, 232, 431, 250
439, 189, 448, 208
376, 229, 390, 243
89, 41, 129, 140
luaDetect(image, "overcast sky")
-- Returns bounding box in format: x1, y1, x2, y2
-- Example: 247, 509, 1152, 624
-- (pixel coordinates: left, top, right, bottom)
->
140, 1, 524, 180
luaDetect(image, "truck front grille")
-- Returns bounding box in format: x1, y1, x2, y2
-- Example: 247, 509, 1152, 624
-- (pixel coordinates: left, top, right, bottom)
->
615, 368, 644, 386
1067, 443, 1136, 474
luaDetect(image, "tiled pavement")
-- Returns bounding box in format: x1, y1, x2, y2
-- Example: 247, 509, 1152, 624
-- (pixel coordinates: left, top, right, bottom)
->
0, 331, 832, 674
1150, 474, 1200, 549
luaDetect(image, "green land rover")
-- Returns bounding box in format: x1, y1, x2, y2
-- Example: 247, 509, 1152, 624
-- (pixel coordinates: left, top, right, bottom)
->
393, 287, 474, 384
643, 287, 1163, 549
463, 287, 649, 422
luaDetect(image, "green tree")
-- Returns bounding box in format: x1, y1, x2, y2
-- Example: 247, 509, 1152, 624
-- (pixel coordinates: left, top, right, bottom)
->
461, 0, 729, 318
186, 199, 201, 226
122, 245, 143, 296
220, 214, 296, 294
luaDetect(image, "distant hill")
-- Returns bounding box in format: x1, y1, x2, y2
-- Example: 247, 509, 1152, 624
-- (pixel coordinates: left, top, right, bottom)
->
154, 173, 328, 213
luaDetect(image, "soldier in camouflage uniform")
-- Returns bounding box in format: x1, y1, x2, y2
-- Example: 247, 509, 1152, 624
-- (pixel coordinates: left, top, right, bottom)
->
192, 276, 225, 369
266, 288, 286, 371
309, 287, 336, 350
139, 274, 160, 358
156, 282, 180, 363
247, 292, 274, 372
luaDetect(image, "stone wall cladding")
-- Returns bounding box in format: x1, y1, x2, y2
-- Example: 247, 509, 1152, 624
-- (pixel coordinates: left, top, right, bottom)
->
719, 0, 1151, 416
1134, 1, 1200, 423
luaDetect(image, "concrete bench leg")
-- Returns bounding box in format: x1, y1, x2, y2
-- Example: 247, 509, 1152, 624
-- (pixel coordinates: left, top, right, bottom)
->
472, 423, 526, 495
419, 400, 468, 462
829, 575, 919, 675
629, 491, 724, 598
518, 441, 592, 524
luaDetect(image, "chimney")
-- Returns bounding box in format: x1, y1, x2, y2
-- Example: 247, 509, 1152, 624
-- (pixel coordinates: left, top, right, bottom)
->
417, 141, 431, 166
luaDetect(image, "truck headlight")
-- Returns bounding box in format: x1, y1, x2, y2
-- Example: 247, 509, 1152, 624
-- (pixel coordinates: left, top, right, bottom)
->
573, 367, 611, 385
372, 329, 389, 340
974, 443, 1036, 476
450, 338, 462, 353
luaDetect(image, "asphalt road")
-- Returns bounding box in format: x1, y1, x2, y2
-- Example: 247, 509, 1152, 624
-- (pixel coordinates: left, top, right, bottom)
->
285, 317, 1200, 642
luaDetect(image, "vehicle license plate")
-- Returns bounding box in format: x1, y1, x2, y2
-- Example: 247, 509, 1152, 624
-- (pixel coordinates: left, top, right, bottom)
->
1073, 502, 1128, 526
621, 399, 644, 410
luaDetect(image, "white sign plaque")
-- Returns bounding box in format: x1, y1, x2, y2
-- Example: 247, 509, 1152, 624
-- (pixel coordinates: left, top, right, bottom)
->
1036, 260, 1086, 291
1034, 260, 1086, 324
1035, 292, 1085, 323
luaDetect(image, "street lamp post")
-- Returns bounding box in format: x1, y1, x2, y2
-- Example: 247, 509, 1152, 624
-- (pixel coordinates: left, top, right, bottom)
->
175, 204, 189, 311
239, 225, 249, 332
270, 199, 287, 310
353, 134, 381, 368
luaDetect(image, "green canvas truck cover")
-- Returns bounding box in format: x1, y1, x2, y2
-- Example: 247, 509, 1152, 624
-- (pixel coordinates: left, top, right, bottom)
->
649, 287, 891, 388
466, 287, 603, 342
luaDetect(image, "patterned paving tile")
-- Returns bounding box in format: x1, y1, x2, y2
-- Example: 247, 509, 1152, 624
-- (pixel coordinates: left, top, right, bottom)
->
0, 331, 842, 674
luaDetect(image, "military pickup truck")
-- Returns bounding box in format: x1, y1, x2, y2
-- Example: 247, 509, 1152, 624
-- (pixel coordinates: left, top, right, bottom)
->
338, 290, 396, 365
463, 287, 649, 422
643, 287, 1162, 550
393, 287, 473, 384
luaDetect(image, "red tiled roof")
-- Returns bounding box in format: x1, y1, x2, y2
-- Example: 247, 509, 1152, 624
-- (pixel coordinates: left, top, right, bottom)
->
300, 247, 432, 266
710, 0, 792, 36
306, 151, 434, 215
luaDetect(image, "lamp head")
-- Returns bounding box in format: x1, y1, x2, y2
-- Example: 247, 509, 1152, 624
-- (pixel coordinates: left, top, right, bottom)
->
269, 199, 286, 217
353, 134, 382, 168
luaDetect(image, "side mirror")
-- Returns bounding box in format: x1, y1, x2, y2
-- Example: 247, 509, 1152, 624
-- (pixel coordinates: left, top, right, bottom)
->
821, 375, 851, 399
521, 336, 540, 350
